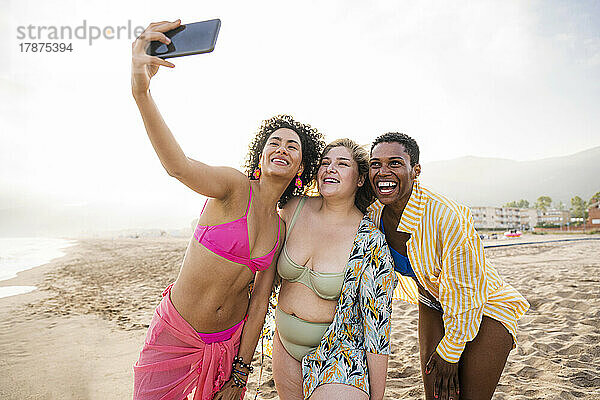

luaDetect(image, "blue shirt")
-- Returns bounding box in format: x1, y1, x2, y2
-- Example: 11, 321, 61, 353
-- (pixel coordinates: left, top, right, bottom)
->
380, 217, 417, 278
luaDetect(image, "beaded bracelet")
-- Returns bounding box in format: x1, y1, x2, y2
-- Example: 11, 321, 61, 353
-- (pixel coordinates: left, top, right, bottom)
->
232, 355, 254, 372
230, 368, 247, 388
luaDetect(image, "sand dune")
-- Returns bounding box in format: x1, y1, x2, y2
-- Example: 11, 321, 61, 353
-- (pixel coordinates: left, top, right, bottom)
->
1, 236, 599, 399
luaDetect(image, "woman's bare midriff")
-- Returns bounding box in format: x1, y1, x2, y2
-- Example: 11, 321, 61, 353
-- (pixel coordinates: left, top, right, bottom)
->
169, 238, 256, 333
277, 280, 337, 324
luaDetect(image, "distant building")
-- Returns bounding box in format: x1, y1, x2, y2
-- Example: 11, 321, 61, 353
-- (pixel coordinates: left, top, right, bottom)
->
496, 207, 526, 229
471, 206, 498, 229
538, 209, 571, 227
521, 208, 539, 230
471, 206, 537, 230
589, 201, 600, 228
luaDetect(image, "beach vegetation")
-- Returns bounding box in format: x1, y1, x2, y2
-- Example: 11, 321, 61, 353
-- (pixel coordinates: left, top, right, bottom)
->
535, 222, 561, 229
534, 196, 552, 212
503, 199, 530, 208
570, 196, 588, 219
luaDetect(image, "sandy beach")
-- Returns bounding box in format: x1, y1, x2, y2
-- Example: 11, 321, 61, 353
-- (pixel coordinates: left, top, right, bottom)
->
1, 234, 599, 399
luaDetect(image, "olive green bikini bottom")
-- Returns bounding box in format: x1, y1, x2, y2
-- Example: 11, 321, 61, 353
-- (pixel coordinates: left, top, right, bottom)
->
276, 306, 331, 362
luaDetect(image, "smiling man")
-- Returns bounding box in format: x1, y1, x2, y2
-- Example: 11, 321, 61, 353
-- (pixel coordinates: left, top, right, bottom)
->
366, 132, 529, 400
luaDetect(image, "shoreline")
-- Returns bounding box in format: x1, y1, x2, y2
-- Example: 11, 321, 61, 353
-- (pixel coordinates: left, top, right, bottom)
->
0, 237, 78, 299
0, 243, 79, 306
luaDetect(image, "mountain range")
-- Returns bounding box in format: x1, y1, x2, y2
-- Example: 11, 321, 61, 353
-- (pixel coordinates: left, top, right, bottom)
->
419, 146, 600, 207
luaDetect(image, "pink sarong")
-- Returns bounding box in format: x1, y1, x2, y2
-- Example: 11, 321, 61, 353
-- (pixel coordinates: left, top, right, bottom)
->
133, 284, 245, 400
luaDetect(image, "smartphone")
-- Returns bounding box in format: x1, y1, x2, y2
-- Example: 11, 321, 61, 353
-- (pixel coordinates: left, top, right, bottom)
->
147, 19, 221, 59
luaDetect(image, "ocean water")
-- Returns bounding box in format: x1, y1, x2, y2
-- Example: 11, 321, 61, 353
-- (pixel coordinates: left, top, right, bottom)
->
0, 238, 77, 299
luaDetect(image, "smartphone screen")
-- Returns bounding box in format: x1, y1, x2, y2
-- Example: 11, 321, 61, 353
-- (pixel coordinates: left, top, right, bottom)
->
147, 19, 221, 59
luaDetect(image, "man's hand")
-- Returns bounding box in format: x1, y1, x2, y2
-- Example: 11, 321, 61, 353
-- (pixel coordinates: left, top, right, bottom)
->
425, 351, 460, 400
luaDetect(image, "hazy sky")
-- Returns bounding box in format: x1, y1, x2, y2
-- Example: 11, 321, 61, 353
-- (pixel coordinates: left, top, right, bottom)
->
1, 0, 599, 233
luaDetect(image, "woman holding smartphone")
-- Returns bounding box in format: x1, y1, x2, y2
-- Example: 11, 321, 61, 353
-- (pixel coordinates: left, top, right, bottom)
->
131, 20, 325, 400
272, 139, 397, 400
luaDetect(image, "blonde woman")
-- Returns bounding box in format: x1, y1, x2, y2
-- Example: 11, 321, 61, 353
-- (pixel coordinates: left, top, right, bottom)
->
273, 139, 397, 400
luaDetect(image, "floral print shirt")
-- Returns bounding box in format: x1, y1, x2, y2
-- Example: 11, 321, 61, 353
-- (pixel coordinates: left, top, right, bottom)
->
302, 216, 398, 398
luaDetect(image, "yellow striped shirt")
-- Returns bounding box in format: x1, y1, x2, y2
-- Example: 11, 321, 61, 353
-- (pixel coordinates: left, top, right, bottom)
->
367, 179, 529, 363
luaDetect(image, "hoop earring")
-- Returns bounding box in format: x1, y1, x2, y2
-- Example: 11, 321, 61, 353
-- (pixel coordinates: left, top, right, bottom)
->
253, 163, 261, 179
295, 173, 303, 189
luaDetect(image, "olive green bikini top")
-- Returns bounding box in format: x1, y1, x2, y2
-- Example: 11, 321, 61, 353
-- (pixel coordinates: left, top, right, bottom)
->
277, 197, 345, 301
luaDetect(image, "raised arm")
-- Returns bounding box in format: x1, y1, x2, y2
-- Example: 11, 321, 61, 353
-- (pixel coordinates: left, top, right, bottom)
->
131, 20, 245, 200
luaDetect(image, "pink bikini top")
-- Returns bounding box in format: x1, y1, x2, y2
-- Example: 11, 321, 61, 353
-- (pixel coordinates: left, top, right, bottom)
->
193, 185, 281, 273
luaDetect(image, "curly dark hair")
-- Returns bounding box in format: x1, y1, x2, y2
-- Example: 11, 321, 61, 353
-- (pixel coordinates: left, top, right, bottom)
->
244, 115, 325, 207
320, 138, 374, 213
370, 132, 420, 166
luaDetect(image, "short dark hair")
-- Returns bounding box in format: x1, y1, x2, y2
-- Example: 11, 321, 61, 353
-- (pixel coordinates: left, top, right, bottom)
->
370, 132, 420, 166
320, 138, 374, 213
244, 115, 325, 208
